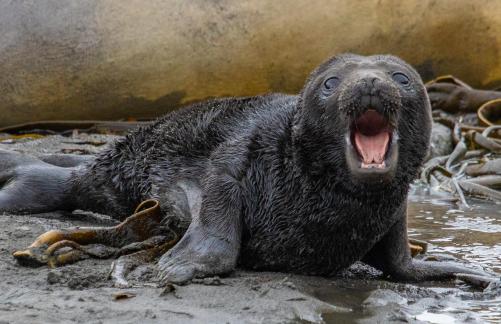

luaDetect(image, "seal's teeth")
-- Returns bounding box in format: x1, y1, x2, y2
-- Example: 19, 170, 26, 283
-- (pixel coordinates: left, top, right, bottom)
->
361, 161, 386, 169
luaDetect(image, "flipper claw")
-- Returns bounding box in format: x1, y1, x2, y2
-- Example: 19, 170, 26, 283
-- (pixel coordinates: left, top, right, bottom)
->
110, 235, 178, 288
455, 273, 501, 290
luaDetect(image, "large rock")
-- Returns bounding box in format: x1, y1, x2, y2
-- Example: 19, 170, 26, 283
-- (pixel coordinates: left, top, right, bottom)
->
2, 0, 501, 126
429, 122, 454, 159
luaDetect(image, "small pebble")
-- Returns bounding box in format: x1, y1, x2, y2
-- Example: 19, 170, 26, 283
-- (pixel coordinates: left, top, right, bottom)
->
112, 292, 136, 301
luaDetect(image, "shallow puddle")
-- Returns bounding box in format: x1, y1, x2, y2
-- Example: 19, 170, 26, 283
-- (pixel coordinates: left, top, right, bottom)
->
408, 185, 501, 274
320, 184, 501, 323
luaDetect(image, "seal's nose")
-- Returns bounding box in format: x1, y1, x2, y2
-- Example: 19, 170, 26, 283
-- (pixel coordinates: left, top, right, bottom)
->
359, 72, 383, 95
354, 72, 387, 109
365, 76, 380, 86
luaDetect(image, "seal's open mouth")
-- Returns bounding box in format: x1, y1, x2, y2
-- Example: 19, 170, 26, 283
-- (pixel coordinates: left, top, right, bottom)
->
351, 110, 392, 169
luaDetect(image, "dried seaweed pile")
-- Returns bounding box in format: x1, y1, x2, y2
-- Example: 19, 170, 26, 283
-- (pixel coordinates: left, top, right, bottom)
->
424, 76, 501, 206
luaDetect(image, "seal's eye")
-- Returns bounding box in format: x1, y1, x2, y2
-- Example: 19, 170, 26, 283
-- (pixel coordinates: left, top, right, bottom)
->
392, 72, 410, 86
323, 77, 340, 91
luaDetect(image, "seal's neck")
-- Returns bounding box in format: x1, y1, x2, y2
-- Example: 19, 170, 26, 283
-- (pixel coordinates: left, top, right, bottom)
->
290, 100, 341, 180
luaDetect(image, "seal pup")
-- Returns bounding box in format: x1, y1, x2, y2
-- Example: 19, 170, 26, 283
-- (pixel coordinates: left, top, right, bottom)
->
2, 54, 488, 284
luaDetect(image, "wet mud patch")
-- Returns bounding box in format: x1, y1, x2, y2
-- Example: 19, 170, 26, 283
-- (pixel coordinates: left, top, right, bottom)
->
46, 262, 112, 290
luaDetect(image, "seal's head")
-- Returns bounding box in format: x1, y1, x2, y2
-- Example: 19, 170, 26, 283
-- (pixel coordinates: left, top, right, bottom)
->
296, 54, 431, 188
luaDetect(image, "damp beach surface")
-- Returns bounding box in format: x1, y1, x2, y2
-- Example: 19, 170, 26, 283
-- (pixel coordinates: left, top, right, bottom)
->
0, 135, 499, 323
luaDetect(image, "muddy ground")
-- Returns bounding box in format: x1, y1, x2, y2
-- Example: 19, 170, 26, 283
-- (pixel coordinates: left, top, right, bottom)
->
0, 134, 499, 323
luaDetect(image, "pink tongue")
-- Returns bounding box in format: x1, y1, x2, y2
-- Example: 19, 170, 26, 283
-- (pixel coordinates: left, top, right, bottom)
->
354, 131, 389, 164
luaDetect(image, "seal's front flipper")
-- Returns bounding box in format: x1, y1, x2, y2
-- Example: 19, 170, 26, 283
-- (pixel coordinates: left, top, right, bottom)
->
455, 273, 501, 290
0, 150, 77, 213
157, 164, 243, 285
364, 204, 496, 289
13, 199, 175, 269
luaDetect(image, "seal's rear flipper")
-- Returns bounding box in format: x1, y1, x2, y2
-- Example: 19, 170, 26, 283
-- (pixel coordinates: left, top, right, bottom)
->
0, 150, 81, 214
37, 153, 94, 168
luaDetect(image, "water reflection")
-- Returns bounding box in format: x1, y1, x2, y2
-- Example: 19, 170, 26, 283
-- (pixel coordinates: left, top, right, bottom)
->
409, 185, 501, 273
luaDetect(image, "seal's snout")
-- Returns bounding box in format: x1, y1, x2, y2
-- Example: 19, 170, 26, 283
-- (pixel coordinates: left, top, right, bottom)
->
339, 72, 401, 121
339, 73, 401, 174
